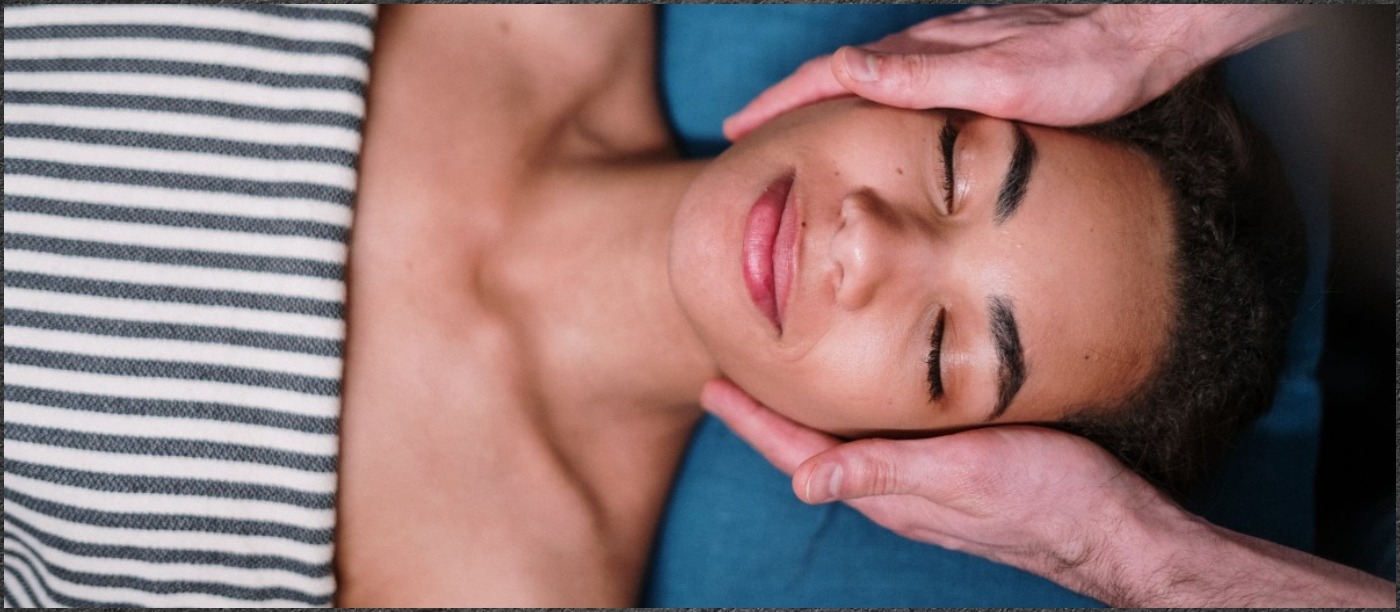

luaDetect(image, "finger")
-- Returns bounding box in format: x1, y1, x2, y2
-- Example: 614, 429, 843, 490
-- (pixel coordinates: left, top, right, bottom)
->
722, 55, 850, 142
791, 438, 914, 504
832, 46, 1016, 115
698, 378, 840, 475
791, 436, 984, 505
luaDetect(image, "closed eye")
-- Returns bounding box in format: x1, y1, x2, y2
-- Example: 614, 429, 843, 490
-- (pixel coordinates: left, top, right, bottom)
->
926, 308, 946, 399
939, 120, 959, 213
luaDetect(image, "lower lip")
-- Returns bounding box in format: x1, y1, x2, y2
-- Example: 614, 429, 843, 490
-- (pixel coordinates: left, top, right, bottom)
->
742, 172, 794, 331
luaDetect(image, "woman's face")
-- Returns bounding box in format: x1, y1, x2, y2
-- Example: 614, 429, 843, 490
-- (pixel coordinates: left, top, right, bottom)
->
670, 98, 1176, 437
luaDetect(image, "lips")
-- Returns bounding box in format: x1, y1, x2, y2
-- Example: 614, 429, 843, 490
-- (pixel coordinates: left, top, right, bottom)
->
742, 172, 797, 332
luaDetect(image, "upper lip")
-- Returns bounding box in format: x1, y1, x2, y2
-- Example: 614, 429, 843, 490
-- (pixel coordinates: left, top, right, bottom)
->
772, 173, 801, 332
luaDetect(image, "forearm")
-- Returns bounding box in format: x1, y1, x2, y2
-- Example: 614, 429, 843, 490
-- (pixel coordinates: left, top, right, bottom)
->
1071, 500, 1396, 607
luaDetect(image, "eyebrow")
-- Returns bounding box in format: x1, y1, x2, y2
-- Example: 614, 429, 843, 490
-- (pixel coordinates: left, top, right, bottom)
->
993, 123, 1037, 224
986, 295, 1026, 421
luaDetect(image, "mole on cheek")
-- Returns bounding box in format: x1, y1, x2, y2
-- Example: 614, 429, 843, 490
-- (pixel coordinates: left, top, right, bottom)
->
896, 167, 904, 175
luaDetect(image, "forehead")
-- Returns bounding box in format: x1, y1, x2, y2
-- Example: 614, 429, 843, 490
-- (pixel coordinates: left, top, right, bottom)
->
999, 125, 1177, 416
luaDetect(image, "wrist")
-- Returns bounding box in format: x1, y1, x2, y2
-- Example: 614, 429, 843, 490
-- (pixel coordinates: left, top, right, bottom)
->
1193, 5, 1306, 59
1151, 5, 1306, 66
1093, 5, 1208, 101
1099, 5, 1305, 99
1045, 483, 1204, 606
1070, 492, 1397, 607
1105, 499, 1218, 606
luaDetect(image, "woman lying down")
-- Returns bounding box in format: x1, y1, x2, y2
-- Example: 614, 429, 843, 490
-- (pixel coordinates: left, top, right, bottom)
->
334, 5, 1303, 605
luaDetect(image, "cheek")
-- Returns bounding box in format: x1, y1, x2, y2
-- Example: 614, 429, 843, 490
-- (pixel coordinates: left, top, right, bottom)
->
747, 327, 924, 432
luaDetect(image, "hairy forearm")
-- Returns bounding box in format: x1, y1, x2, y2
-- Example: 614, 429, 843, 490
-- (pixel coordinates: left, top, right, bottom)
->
1070, 501, 1396, 607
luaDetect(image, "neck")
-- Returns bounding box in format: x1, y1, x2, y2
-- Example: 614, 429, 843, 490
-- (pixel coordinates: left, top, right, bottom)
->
493, 158, 718, 414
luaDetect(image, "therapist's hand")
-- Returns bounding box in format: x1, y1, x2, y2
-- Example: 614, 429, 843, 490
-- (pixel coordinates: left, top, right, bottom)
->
723, 4, 1308, 139
699, 378, 1398, 608
697, 378, 1171, 598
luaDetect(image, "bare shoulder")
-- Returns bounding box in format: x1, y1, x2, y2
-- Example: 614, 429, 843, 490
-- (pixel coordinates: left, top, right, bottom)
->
370, 5, 669, 164
380, 6, 652, 86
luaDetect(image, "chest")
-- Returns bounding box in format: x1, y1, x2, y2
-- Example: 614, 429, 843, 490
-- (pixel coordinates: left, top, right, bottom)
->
334, 8, 685, 603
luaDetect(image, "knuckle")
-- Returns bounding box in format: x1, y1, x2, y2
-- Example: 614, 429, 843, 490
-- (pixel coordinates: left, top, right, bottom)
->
870, 459, 902, 495
901, 55, 936, 92
875, 54, 930, 103
850, 440, 903, 495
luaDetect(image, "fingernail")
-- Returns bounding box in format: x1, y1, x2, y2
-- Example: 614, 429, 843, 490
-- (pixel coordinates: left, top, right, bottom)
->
845, 49, 879, 82
805, 463, 842, 504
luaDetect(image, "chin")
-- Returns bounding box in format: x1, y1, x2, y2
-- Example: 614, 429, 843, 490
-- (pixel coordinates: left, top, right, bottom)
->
668, 178, 742, 363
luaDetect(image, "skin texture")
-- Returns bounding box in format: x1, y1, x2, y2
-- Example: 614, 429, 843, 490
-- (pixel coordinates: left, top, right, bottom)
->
723, 4, 1310, 138
340, 5, 1177, 607
674, 98, 1175, 436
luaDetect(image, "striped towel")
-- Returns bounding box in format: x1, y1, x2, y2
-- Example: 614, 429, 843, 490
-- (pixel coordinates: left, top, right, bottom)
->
4, 4, 375, 607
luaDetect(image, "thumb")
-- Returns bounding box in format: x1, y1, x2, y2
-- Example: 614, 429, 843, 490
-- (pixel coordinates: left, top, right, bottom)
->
792, 438, 926, 504
833, 46, 988, 112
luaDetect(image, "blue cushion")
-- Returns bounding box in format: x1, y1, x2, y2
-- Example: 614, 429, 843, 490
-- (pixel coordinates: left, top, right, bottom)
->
645, 5, 1327, 606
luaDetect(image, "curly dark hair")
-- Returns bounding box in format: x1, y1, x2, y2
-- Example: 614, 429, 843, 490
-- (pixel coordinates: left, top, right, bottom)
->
1052, 65, 1309, 499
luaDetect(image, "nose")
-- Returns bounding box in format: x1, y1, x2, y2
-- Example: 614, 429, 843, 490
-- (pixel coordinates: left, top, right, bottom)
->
830, 192, 914, 310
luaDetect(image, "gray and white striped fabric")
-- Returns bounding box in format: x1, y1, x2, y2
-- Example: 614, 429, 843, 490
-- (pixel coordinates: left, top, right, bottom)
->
3, 4, 375, 607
